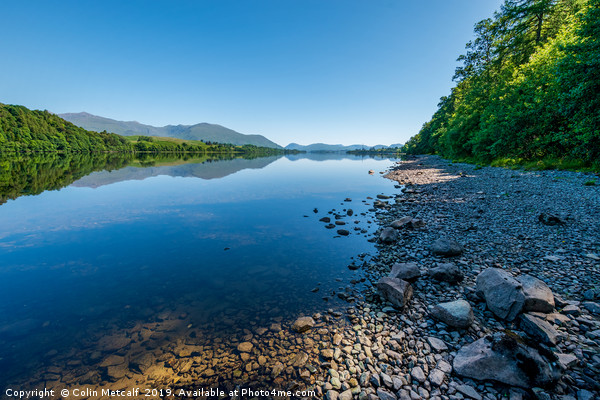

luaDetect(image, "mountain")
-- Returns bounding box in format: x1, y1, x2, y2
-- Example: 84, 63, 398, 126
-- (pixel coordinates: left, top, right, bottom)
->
285, 143, 367, 152
285, 143, 402, 152
60, 112, 282, 149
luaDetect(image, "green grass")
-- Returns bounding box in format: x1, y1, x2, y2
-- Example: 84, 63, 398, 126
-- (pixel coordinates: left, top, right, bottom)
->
584, 179, 597, 186
123, 135, 209, 147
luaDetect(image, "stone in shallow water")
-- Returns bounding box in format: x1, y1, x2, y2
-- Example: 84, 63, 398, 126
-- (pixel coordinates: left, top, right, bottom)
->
390, 262, 421, 281
292, 316, 315, 333
518, 274, 555, 313
376, 277, 413, 308
431, 238, 464, 257
99, 355, 125, 367
453, 332, 561, 388
476, 268, 525, 321
106, 364, 128, 381
431, 299, 474, 329
98, 335, 131, 351
237, 342, 253, 352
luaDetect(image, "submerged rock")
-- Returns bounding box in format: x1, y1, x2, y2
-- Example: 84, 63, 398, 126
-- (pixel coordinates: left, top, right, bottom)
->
292, 316, 315, 333
376, 277, 413, 308
237, 342, 253, 352
476, 268, 525, 321
453, 333, 561, 388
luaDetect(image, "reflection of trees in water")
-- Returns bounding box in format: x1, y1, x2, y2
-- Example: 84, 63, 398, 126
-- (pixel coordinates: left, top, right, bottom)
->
0, 153, 133, 205
0, 153, 279, 205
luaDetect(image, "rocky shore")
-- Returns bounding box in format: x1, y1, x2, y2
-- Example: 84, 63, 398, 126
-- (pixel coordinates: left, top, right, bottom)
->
320, 155, 599, 400
6, 155, 599, 400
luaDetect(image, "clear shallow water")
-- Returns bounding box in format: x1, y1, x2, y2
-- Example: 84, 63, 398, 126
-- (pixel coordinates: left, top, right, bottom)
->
0, 153, 399, 386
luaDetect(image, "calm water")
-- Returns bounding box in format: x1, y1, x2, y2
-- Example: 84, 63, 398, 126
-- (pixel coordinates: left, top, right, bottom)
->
0, 153, 399, 387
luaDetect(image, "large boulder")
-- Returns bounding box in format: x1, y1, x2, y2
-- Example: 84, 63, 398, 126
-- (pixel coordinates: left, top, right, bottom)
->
431, 238, 464, 257
376, 277, 413, 308
518, 274, 555, 313
453, 333, 561, 388
431, 300, 474, 329
379, 227, 398, 244
519, 314, 562, 346
390, 262, 421, 281
476, 268, 525, 321
429, 263, 464, 283
291, 317, 315, 333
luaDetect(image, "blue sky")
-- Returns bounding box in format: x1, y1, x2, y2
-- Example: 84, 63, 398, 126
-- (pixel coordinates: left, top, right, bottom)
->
0, 1, 503, 146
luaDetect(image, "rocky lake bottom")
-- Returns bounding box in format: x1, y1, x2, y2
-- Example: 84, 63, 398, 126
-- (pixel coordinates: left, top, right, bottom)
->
1, 155, 599, 400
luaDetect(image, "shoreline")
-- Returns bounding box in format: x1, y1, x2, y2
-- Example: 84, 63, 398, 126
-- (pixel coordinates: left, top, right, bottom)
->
333, 155, 599, 400
2, 154, 599, 400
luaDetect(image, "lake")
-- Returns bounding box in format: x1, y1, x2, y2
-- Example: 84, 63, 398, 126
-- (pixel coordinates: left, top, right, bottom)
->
0, 153, 400, 393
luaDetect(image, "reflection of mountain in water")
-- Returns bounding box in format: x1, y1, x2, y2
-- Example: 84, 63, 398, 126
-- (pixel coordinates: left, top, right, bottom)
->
284, 153, 398, 162
71, 156, 282, 188
0, 154, 281, 205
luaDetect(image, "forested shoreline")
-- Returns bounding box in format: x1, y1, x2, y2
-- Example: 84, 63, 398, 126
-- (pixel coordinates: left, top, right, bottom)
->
403, 0, 599, 170
0, 104, 284, 156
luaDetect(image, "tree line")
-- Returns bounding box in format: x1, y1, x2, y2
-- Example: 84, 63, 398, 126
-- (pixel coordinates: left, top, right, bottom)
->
0, 104, 284, 156
403, 0, 599, 169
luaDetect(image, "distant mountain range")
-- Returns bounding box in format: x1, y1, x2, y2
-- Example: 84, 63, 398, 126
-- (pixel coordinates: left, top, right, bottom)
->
59, 112, 282, 149
284, 143, 403, 152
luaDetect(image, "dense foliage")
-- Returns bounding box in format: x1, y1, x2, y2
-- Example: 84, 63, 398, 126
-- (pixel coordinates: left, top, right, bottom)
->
403, 0, 599, 168
0, 103, 285, 156
0, 104, 132, 153
129, 135, 284, 156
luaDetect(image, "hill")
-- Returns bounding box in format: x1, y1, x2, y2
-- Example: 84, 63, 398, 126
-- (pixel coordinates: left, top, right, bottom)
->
60, 112, 282, 149
0, 104, 132, 153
